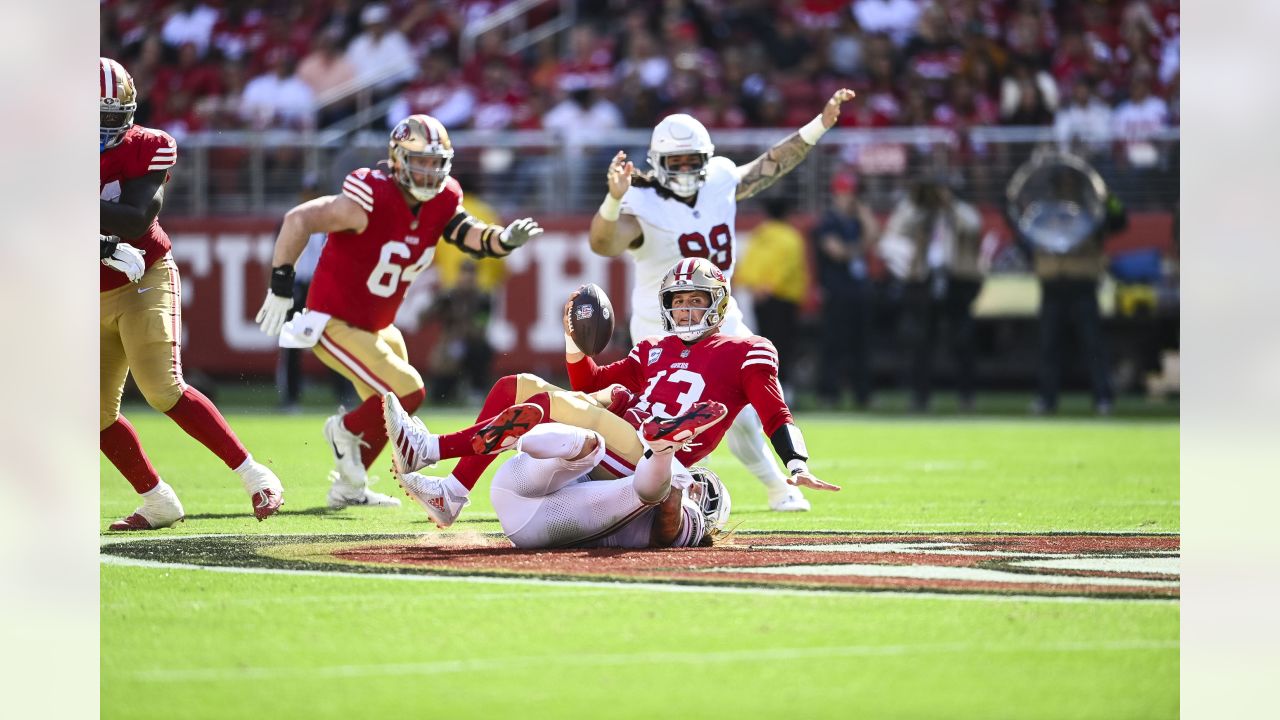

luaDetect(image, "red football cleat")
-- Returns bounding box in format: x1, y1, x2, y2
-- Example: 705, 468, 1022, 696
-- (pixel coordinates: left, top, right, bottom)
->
471, 403, 544, 455
641, 401, 729, 453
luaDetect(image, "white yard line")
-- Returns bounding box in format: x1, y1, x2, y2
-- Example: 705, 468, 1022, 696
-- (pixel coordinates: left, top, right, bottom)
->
131, 639, 1180, 683
101, 553, 1177, 605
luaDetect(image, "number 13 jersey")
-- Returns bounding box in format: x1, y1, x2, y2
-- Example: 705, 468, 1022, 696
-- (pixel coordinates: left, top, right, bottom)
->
620, 156, 741, 339
567, 331, 793, 468
307, 168, 461, 332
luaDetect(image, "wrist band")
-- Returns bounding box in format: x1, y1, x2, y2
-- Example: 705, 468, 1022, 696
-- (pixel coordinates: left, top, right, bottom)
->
565, 333, 583, 356
799, 114, 828, 145
786, 459, 810, 476
599, 194, 622, 222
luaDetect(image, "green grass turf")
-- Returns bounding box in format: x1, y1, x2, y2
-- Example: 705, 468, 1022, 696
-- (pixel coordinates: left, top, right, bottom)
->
101, 404, 1179, 719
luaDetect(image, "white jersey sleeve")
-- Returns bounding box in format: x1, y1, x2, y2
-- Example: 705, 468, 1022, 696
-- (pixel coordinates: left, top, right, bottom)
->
622, 156, 741, 340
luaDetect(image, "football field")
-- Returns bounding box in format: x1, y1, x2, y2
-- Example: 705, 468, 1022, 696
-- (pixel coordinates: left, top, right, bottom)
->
101, 404, 1179, 719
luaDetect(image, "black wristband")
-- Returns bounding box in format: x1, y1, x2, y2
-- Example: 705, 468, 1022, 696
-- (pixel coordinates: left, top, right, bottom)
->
100, 234, 119, 260
768, 423, 810, 466
269, 265, 296, 297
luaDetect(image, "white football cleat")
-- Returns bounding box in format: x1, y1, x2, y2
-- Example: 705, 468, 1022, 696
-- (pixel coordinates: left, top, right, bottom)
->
326, 470, 402, 510
239, 461, 285, 520
768, 485, 811, 512
109, 480, 185, 531
396, 471, 470, 528
324, 412, 370, 487
383, 392, 439, 474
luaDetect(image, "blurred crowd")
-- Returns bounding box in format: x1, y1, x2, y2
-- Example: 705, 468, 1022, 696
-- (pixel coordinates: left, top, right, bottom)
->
101, 0, 1179, 140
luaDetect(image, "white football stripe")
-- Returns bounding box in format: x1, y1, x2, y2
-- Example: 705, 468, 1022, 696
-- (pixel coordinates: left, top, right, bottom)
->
742, 359, 778, 370
345, 175, 373, 194
342, 188, 374, 212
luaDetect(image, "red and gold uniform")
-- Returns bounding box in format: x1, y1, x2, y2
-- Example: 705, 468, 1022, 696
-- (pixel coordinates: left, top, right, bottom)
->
307, 168, 462, 400
99, 124, 182, 427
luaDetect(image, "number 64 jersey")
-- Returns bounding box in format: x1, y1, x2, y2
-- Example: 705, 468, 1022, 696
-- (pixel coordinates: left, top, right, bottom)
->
567, 331, 794, 468
307, 167, 460, 331
621, 156, 745, 339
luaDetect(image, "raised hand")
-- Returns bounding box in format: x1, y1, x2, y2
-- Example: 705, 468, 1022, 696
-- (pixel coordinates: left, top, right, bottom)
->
821, 88, 857, 129
606, 150, 633, 200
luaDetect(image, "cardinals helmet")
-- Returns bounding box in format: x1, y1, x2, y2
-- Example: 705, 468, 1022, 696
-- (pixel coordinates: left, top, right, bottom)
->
646, 114, 714, 198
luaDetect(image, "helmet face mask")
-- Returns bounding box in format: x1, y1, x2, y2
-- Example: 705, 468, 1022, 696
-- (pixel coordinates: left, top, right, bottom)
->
100, 58, 137, 153
687, 466, 731, 545
659, 258, 731, 342
647, 114, 714, 198
389, 114, 455, 202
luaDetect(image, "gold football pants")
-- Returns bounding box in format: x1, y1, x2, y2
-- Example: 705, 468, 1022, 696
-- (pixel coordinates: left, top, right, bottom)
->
312, 318, 424, 401
100, 254, 186, 430
512, 373, 645, 478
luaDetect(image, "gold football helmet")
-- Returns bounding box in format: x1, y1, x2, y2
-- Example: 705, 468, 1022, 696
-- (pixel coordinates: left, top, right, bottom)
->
658, 257, 730, 342
388, 114, 454, 202
100, 57, 137, 152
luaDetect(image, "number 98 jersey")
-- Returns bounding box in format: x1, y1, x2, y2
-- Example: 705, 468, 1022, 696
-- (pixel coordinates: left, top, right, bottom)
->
621, 155, 739, 337
306, 168, 461, 331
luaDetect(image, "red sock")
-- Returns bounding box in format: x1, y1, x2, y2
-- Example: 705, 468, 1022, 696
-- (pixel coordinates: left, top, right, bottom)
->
164, 386, 249, 469
358, 388, 425, 469
450, 376, 518, 490
101, 415, 160, 494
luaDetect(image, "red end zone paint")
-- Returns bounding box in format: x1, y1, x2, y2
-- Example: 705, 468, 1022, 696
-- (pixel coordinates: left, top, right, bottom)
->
330, 532, 1179, 600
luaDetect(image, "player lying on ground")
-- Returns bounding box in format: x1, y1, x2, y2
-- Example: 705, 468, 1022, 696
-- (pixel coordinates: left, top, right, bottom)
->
255, 113, 541, 510
382, 257, 839, 529
99, 56, 282, 529
384, 389, 730, 548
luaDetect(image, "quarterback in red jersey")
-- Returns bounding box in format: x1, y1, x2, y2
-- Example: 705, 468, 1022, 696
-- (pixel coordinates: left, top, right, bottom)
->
99, 57, 284, 530
383, 257, 836, 529
256, 113, 542, 510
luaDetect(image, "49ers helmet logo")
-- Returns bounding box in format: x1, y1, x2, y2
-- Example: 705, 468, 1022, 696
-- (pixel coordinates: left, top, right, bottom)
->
102, 531, 1179, 601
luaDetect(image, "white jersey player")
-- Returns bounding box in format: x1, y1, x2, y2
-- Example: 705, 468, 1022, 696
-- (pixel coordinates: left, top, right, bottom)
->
490, 402, 732, 549
588, 89, 857, 513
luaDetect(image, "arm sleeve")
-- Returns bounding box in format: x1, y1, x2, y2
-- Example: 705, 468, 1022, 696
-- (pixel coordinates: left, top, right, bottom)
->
566, 345, 644, 393
740, 340, 794, 435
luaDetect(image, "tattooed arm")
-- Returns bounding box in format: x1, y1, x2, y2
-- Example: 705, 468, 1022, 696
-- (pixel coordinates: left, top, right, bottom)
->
734, 88, 856, 201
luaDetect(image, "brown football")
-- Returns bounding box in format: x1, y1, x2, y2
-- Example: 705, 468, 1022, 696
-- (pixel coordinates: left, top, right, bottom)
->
568, 283, 615, 356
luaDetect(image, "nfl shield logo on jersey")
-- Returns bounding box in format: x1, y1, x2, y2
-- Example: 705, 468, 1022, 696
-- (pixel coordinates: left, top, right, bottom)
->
648, 348, 663, 365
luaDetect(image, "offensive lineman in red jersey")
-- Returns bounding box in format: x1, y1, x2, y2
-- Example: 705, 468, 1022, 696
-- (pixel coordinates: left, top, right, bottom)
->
99, 57, 284, 530
256, 114, 542, 509
383, 257, 837, 528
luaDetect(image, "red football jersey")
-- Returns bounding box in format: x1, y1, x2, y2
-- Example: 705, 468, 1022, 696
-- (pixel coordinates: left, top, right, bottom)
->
307, 169, 462, 331
567, 332, 793, 467
100, 124, 177, 292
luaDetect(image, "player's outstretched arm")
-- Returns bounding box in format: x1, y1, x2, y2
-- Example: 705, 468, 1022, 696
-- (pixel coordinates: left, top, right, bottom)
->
100, 170, 167, 240
256, 194, 368, 335
769, 423, 841, 492
734, 88, 856, 201
443, 208, 542, 259
588, 151, 643, 257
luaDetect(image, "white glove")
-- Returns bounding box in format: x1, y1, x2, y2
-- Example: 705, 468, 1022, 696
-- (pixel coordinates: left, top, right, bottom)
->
102, 241, 147, 283
255, 293, 293, 336
499, 217, 543, 250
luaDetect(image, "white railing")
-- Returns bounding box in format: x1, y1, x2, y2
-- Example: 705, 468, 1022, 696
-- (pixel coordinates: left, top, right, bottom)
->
163, 126, 1180, 217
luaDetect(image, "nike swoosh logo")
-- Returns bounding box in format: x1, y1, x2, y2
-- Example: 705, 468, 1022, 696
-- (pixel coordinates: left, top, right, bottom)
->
331, 440, 345, 459
137, 286, 155, 294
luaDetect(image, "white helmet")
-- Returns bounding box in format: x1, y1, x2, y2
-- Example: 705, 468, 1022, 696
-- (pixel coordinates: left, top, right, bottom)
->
647, 114, 714, 198
688, 466, 731, 545
659, 258, 731, 342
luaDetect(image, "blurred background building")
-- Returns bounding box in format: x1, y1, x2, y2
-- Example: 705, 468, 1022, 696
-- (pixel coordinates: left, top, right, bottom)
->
104, 0, 1180, 413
